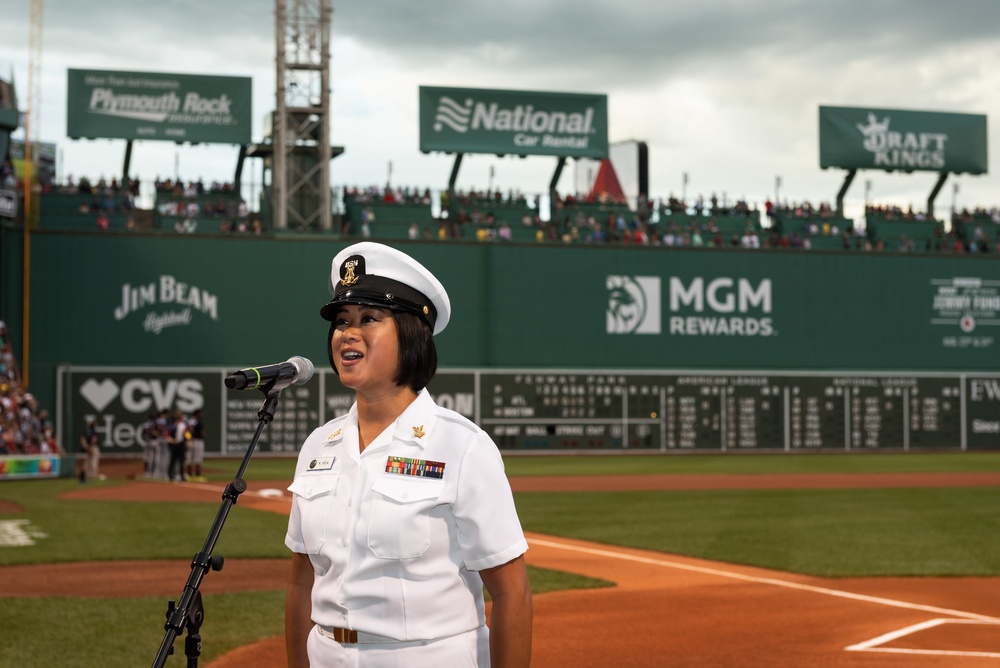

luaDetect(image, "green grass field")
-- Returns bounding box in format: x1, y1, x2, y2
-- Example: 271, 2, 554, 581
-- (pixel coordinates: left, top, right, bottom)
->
2, 451, 999, 666
236, 450, 1000, 479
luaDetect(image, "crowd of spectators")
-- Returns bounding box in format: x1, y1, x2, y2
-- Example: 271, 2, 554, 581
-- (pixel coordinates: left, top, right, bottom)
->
15, 173, 1000, 255
65, 175, 139, 227
154, 177, 236, 197
657, 193, 759, 218
344, 184, 537, 209
154, 177, 251, 234
0, 319, 59, 456
340, 183, 1000, 255
863, 202, 1000, 254
955, 206, 1000, 225
64, 174, 140, 197
865, 203, 932, 222
345, 185, 435, 205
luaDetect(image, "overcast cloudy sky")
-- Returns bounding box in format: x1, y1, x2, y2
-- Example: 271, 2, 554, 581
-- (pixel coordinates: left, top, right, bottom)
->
3, 0, 999, 220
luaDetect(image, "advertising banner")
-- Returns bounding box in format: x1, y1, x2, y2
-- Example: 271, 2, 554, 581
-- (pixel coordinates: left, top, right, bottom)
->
0, 455, 61, 480
58, 367, 475, 456
819, 105, 988, 174
419, 86, 608, 158
67, 69, 252, 144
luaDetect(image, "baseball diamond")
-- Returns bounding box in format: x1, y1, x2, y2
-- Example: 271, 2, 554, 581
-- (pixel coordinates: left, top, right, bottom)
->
3, 457, 999, 667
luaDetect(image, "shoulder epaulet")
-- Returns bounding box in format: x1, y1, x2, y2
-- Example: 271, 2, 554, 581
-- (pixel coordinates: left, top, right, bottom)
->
434, 407, 481, 434
306, 413, 348, 439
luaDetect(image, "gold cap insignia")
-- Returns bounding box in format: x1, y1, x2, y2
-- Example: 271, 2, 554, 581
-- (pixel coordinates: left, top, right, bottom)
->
422, 305, 429, 314
412, 425, 426, 439
341, 259, 360, 287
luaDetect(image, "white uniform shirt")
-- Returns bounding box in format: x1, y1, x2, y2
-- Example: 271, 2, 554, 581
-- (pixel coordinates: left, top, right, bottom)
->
285, 389, 528, 641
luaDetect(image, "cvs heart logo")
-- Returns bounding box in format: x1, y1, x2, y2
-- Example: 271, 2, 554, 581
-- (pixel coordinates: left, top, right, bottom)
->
80, 379, 120, 412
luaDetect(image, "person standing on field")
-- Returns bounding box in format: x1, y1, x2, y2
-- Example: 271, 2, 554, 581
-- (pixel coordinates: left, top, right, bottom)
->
166, 410, 188, 482
155, 408, 171, 480
140, 412, 159, 478
79, 418, 102, 482
285, 242, 532, 668
186, 409, 206, 482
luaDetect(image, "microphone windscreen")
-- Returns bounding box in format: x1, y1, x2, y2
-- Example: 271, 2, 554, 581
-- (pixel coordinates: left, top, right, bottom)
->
288, 356, 315, 385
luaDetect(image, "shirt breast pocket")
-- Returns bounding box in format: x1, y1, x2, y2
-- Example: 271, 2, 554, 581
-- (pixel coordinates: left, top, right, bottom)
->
368, 475, 444, 560
289, 473, 341, 554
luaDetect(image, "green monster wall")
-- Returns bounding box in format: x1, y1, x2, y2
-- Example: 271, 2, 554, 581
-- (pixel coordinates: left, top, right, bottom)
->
5, 227, 1000, 418
7, 226, 1000, 455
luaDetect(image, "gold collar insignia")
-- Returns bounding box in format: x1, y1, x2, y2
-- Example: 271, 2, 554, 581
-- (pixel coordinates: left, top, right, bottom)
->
412, 425, 426, 439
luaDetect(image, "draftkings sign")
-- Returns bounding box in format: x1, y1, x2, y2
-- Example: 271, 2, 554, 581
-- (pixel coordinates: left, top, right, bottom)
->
419, 86, 608, 158
819, 105, 988, 174
67, 69, 252, 144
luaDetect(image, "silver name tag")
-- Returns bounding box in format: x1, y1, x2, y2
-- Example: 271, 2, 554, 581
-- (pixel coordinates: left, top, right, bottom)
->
307, 456, 336, 471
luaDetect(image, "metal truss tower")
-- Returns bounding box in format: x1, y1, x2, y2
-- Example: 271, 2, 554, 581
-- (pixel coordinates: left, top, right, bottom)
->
274, 0, 332, 230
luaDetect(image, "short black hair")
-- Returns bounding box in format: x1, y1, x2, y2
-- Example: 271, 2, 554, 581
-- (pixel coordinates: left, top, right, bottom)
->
326, 310, 437, 393
393, 311, 438, 391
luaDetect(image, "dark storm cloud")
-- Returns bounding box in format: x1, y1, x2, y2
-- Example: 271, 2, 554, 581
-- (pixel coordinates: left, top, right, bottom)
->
332, 0, 1000, 81
24, 0, 1000, 84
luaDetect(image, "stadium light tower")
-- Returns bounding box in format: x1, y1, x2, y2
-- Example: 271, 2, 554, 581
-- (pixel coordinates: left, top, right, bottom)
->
273, 0, 333, 230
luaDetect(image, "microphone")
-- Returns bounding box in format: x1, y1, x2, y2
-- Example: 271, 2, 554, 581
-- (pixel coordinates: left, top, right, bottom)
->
225, 356, 314, 391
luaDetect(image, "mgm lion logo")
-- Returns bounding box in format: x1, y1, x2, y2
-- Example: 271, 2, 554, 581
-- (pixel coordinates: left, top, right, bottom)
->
606, 276, 661, 335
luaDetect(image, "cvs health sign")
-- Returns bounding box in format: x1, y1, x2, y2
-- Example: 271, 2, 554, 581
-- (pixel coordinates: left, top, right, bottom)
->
60, 367, 222, 453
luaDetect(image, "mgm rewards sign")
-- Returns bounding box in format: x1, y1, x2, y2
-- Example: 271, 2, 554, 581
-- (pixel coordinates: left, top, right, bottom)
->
419, 86, 609, 158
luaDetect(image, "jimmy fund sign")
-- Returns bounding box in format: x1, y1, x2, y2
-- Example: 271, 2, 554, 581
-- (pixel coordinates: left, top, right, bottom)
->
67, 69, 251, 144
419, 86, 609, 158
819, 105, 988, 174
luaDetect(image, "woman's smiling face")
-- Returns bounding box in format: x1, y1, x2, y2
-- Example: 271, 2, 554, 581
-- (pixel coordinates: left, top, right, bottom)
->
330, 304, 402, 396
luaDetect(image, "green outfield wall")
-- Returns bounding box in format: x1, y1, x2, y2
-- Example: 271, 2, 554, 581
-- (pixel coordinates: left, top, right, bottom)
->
3, 227, 999, 452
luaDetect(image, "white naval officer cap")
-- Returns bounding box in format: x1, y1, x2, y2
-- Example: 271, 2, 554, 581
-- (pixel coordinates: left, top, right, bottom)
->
320, 242, 452, 335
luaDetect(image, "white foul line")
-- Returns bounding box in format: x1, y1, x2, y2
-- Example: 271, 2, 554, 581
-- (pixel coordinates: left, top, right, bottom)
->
846, 618, 1000, 658
527, 536, 1000, 623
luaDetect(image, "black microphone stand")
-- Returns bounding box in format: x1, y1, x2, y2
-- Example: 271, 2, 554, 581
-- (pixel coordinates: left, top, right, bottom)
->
151, 384, 283, 667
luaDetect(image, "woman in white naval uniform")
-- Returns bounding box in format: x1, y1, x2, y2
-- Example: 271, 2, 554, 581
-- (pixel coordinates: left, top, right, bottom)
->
285, 242, 532, 668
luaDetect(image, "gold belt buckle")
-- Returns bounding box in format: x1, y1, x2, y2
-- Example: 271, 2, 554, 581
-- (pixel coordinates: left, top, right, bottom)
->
332, 627, 358, 644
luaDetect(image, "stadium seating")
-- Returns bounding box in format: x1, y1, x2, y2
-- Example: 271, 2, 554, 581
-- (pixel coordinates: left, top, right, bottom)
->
153, 190, 247, 233
864, 215, 945, 253
343, 198, 433, 238
36, 192, 138, 231
23, 180, 997, 255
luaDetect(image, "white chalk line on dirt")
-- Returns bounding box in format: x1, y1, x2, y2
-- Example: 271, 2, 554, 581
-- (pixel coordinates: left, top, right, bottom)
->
527, 537, 1000, 623
846, 618, 1000, 658
529, 537, 1000, 659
